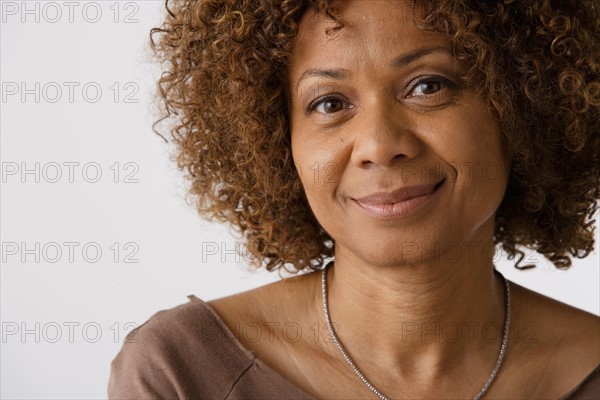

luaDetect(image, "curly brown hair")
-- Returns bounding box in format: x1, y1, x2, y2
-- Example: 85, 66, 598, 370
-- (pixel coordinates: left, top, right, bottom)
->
149, 0, 600, 275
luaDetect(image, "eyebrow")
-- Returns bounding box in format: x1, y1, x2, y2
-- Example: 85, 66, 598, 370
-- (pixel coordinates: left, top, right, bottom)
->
296, 46, 452, 86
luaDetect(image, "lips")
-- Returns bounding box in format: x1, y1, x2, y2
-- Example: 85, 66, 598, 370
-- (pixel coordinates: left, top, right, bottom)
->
352, 180, 445, 219
354, 180, 444, 205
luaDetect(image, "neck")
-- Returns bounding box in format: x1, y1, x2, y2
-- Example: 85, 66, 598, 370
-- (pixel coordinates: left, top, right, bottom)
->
319, 233, 507, 381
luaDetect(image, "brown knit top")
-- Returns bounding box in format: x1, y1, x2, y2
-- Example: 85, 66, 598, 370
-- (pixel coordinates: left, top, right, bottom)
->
108, 295, 599, 399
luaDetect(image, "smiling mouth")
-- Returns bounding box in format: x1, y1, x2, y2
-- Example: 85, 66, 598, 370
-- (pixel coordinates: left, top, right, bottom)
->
353, 179, 445, 219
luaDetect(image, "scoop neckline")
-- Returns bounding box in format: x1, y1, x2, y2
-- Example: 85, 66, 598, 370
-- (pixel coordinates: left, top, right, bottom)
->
187, 294, 599, 399
187, 294, 317, 399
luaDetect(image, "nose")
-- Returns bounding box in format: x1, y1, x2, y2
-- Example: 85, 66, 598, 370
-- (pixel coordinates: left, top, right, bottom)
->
350, 96, 421, 169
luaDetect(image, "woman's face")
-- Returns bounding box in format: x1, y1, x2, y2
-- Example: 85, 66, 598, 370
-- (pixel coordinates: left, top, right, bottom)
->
287, 0, 510, 266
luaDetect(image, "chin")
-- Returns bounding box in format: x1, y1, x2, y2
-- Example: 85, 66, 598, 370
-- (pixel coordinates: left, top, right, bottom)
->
349, 238, 446, 268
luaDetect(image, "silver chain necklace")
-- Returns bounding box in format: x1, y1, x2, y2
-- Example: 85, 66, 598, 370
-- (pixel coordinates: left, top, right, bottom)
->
321, 261, 511, 400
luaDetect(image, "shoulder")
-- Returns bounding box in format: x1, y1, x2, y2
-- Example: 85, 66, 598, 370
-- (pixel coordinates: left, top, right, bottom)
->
107, 295, 256, 400
562, 364, 600, 399
205, 271, 320, 346
509, 282, 600, 398
513, 282, 599, 356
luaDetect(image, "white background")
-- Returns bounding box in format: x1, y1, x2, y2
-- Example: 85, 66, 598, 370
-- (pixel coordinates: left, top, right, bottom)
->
1, 1, 598, 398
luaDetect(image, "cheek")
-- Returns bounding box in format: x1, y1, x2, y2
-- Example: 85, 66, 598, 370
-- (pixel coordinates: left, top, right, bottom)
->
292, 135, 344, 216
425, 99, 506, 176
435, 106, 510, 220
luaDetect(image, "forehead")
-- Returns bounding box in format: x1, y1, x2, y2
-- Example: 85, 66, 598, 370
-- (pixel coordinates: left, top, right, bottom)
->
288, 0, 449, 81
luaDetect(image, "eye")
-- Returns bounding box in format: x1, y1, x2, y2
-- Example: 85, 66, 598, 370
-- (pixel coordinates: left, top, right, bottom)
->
407, 77, 457, 98
307, 95, 350, 114
412, 81, 442, 95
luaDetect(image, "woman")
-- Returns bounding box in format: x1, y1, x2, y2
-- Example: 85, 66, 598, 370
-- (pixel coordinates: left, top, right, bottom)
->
108, 0, 599, 398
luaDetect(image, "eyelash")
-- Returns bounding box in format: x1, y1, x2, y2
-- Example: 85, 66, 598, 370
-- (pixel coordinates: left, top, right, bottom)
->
306, 76, 458, 114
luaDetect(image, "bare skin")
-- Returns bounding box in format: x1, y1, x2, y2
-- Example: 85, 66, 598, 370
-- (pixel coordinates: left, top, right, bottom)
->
210, 1, 599, 398
208, 271, 599, 399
